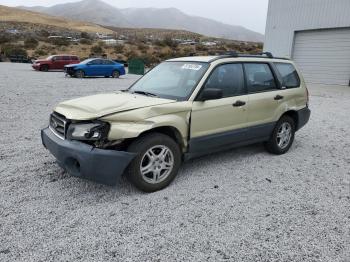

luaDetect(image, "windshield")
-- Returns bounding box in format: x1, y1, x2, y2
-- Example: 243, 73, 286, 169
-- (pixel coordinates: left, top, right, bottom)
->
128, 61, 209, 101
46, 55, 55, 60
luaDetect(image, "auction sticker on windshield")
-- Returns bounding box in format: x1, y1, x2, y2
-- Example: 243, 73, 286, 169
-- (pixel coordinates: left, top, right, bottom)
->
182, 64, 203, 71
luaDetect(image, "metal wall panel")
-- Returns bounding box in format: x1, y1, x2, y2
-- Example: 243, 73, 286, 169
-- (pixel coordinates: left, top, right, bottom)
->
292, 28, 350, 86
264, 0, 350, 57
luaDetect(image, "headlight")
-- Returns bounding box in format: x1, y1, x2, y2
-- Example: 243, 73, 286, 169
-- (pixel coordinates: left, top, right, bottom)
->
67, 122, 109, 141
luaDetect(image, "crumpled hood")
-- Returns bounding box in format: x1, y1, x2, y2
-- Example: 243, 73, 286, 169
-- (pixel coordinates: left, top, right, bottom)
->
54, 92, 176, 120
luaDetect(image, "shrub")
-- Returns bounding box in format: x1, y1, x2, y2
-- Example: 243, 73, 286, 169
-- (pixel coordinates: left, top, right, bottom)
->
33, 48, 48, 57
163, 36, 178, 48
1, 44, 27, 57
80, 32, 91, 40
137, 43, 149, 53
113, 44, 124, 54
0, 34, 12, 45
80, 38, 92, 45
50, 37, 70, 46
90, 45, 103, 54
24, 37, 39, 49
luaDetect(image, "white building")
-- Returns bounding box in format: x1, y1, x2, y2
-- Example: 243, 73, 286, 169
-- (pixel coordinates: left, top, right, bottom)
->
264, 0, 350, 86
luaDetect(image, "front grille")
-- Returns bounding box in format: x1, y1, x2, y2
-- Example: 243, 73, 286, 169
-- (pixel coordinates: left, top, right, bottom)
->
65, 67, 75, 75
49, 112, 68, 139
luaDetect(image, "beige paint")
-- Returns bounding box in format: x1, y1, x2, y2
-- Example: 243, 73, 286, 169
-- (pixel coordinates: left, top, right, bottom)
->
53, 56, 308, 151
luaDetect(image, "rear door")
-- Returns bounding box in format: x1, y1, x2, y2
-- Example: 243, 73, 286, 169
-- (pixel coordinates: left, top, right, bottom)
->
62, 56, 72, 67
190, 63, 249, 152
101, 60, 115, 76
244, 63, 282, 131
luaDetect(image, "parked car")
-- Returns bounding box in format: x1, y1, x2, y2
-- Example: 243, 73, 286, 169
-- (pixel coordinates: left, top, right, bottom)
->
41, 53, 310, 192
64, 58, 126, 78
32, 55, 80, 71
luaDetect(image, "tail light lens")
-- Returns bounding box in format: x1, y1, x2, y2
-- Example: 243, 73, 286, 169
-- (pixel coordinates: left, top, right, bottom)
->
306, 87, 310, 107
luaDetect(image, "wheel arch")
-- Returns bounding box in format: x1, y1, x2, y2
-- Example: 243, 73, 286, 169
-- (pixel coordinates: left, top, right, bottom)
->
281, 110, 299, 129
138, 126, 185, 151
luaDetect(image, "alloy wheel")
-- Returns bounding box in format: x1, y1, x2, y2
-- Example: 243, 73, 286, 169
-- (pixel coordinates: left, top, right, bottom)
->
277, 122, 292, 149
140, 145, 174, 184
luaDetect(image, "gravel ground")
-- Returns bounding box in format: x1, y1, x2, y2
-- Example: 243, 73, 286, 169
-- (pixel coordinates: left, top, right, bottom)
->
0, 62, 349, 262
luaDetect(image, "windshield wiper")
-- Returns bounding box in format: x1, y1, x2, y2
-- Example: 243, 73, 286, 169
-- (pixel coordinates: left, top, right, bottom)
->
132, 91, 158, 97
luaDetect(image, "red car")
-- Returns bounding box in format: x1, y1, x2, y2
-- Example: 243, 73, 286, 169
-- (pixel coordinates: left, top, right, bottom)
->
32, 55, 80, 71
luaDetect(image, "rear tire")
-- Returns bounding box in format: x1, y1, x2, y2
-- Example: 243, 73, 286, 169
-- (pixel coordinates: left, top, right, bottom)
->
265, 115, 295, 155
40, 65, 49, 72
126, 133, 182, 192
112, 70, 120, 78
75, 70, 85, 78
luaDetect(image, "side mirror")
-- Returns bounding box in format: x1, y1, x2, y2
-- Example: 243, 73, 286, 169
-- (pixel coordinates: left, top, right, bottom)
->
198, 88, 223, 101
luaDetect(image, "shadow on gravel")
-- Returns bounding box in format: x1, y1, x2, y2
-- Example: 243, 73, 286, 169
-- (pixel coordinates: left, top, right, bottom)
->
44, 143, 268, 196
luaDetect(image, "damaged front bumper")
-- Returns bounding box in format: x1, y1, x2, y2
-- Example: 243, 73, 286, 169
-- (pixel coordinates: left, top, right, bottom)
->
41, 127, 136, 186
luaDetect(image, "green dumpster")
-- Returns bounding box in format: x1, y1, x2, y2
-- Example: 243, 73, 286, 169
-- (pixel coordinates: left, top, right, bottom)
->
128, 58, 145, 75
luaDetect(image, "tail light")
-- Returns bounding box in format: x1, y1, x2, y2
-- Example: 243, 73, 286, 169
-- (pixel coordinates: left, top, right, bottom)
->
306, 87, 310, 107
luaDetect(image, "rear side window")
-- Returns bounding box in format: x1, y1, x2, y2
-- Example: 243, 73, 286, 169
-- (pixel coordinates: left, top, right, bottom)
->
63, 56, 70, 61
244, 63, 277, 93
103, 60, 114, 65
274, 63, 300, 88
204, 63, 245, 97
71, 56, 79, 61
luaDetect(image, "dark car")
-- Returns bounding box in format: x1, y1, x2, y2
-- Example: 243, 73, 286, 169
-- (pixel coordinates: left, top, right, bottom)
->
64, 58, 126, 78
32, 55, 80, 71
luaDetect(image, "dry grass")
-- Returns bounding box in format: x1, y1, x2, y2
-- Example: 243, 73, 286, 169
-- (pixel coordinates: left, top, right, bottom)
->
0, 5, 112, 34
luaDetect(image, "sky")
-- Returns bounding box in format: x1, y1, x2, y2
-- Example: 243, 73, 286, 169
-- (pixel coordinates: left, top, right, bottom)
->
1, 0, 269, 34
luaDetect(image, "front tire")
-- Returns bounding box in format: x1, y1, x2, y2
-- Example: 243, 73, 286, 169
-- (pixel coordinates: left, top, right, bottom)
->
40, 65, 49, 72
265, 116, 295, 155
126, 133, 182, 192
112, 70, 120, 78
75, 70, 85, 78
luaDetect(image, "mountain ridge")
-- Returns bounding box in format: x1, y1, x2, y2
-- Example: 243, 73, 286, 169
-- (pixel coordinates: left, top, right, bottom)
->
18, 0, 264, 42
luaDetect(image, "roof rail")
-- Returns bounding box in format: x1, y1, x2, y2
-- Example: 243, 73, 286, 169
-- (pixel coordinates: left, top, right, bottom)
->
209, 51, 290, 62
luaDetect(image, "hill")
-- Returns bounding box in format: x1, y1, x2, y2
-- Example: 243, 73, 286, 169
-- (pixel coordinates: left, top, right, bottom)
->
0, 4, 112, 34
19, 0, 264, 42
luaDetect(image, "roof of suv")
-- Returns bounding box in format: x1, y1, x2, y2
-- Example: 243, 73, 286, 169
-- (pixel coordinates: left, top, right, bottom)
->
167, 54, 291, 63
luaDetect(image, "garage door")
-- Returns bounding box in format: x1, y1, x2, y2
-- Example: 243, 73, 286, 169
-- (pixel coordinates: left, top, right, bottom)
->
292, 28, 350, 86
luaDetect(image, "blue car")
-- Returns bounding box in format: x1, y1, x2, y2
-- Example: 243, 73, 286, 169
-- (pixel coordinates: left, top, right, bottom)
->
64, 58, 126, 78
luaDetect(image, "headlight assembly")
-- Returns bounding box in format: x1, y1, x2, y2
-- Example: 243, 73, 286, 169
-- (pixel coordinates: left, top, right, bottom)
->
67, 121, 109, 141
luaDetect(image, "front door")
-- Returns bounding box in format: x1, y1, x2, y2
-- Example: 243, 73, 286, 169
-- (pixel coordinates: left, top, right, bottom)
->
190, 63, 249, 153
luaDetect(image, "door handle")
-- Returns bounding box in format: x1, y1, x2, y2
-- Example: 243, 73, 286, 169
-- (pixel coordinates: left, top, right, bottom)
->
274, 95, 284, 101
233, 100, 246, 107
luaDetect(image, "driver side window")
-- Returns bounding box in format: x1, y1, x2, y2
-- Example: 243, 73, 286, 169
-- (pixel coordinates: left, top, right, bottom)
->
203, 63, 245, 98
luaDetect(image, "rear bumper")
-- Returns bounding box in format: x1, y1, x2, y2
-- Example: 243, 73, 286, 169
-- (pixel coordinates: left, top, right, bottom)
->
296, 107, 311, 131
41, 128, 136, 186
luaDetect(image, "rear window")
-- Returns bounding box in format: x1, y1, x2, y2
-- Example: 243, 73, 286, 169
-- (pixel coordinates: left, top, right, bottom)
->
274, 63, 300, 88
244, 63, 277, 93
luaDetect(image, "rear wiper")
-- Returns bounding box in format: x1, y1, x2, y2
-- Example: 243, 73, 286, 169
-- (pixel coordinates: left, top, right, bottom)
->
133, 91, 158, 97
